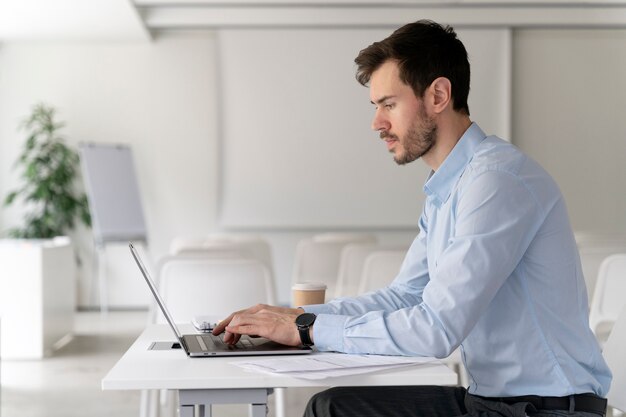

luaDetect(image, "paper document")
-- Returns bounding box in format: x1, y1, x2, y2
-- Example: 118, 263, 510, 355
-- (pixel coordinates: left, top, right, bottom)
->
233, 353, 438, 380
191, 315, 220, 333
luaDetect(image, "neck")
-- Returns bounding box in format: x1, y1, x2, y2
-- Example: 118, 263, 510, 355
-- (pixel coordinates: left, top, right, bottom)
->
422, 112, 472, 171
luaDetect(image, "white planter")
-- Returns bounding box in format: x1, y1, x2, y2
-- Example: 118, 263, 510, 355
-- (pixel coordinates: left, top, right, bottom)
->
0, 237, 75, 359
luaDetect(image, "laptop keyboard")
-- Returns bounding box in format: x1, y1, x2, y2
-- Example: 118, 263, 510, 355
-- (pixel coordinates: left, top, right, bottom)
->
195, 334, 253, 351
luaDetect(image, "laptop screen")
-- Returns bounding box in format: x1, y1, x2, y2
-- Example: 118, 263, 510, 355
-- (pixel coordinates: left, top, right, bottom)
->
129, 242, 184, 342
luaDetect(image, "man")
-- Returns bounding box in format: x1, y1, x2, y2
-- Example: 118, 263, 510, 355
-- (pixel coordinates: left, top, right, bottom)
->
213, 20, 611, 417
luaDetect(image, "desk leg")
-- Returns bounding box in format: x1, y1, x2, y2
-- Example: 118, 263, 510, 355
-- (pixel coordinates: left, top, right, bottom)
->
198, 404, 210, 417
179, 404, 211, 417
180, 405, 193, 417
249, 403, 267, 417
179, 388, 269, 417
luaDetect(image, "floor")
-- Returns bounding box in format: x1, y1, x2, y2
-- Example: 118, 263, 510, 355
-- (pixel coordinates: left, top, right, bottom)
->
0, 311, 320, 417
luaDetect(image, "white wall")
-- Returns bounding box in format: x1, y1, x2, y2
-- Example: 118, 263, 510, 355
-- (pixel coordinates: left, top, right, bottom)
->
218, 28, 511, 229
512, 29, 626, 235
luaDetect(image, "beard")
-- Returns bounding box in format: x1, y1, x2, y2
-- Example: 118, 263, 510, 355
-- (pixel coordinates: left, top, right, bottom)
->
380, 108, 437, 166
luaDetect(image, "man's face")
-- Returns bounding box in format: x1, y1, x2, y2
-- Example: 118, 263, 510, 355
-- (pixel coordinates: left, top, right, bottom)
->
369, 60, 437, 165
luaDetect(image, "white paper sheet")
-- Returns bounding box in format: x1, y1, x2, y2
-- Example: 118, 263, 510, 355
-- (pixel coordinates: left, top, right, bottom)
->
233, 353, 438, 380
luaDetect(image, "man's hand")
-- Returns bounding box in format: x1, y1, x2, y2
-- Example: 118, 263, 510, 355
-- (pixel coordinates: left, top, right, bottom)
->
212, 304, 306, 346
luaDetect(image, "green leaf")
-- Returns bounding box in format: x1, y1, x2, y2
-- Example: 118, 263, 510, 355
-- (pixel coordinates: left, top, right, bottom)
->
4, 191, 18, 206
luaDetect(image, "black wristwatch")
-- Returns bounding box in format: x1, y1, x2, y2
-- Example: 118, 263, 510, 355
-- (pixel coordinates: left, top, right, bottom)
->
295, 312, 316, 347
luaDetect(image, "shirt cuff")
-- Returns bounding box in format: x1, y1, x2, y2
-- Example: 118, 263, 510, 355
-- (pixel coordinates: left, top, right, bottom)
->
311, 314, 349, 352
301, 304, 335, 315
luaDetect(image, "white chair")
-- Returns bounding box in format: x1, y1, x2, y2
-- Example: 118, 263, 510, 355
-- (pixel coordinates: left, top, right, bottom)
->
575, 233, 626, 302
169, 233, 274, 275
156, 257, 275, 321
142, 256, 276, 417
292, 233, 377, 301
602, 305, 626, 414
589, 254, 626, 345
335, 243, 379, 298
358, 250, 406, 293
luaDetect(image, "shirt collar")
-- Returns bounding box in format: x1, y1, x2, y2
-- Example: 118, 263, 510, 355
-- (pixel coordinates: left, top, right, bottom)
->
423, 122, 486, 208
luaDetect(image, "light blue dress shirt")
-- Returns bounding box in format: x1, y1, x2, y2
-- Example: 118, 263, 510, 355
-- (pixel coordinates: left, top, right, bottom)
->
304, 123, 611, 398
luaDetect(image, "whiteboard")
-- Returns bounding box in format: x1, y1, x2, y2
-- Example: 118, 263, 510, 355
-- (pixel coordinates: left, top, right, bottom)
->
218, 28, 511, 228
80, 144, 147, 245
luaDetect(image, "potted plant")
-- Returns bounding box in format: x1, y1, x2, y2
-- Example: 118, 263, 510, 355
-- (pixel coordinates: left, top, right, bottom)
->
3, 103, 91, 238
0, 103, 91, 359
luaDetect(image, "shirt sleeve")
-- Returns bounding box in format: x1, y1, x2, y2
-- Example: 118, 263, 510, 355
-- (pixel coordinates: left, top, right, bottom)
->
310, 169, 544, 357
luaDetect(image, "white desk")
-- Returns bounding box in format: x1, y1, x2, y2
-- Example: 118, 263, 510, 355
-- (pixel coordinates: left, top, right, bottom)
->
102, 325, 457, 417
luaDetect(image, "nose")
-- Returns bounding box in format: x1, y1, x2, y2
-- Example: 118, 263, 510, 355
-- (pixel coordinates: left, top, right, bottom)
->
371, 109, 390, 132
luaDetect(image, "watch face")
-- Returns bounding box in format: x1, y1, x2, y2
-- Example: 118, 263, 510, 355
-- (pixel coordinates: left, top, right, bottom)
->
296, 313, 316, 327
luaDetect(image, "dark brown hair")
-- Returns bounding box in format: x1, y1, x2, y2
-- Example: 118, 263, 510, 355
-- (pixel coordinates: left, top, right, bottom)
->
355, 20, 470, 115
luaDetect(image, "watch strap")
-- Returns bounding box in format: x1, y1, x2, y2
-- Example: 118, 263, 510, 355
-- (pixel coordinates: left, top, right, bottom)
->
298, 325, 314, 347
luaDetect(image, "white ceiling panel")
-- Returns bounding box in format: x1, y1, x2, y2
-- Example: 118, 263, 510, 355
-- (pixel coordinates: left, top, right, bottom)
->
132, 1, 626, 29
3, 0, 626, 42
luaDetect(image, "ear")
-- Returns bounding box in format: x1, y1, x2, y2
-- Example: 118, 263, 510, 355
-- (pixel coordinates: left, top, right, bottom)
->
426, 77, 452, 115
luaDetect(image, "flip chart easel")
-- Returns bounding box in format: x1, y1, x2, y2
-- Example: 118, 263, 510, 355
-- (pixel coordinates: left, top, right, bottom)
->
80, 143, 148, 314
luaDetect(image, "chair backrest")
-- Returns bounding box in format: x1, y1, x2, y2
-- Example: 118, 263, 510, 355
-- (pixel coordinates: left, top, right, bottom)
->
603, 305, 626, 411
589, 254, 626, 341
169, 234, 274, 273
292, 233, 377, 301
336, 243, 409, 298
154, 256, 275, 323
575, 233, 626, 302
335, 243, 379, 298
358, 250, 406, 294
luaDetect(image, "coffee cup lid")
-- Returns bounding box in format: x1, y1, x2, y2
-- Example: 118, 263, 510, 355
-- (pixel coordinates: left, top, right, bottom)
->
292, 282, 327, 291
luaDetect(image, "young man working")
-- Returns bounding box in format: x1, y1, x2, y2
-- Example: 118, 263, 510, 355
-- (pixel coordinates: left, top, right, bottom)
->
213, 20, 611, 417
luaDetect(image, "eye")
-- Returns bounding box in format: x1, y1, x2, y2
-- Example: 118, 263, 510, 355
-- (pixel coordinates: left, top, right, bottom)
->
384, 103, 395, 110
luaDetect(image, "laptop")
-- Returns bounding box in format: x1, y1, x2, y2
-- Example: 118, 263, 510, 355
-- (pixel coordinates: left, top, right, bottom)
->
129, 242, 312, 357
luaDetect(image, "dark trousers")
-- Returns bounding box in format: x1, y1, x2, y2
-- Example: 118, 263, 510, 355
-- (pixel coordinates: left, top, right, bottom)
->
303, 386, 604, 417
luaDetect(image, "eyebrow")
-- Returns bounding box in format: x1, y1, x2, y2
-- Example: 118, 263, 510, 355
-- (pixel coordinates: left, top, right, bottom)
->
371, 95, 396, 106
